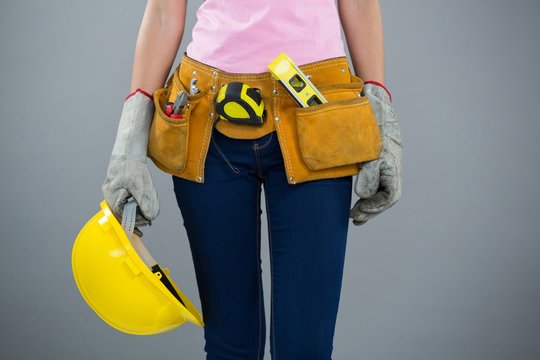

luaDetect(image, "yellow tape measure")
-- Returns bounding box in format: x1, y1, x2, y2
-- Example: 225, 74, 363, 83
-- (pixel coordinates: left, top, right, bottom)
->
215, 82, 266, 126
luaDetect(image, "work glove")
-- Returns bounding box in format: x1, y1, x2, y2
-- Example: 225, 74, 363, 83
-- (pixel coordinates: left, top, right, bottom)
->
350, 82, 403, 225
102, 89, 160, 230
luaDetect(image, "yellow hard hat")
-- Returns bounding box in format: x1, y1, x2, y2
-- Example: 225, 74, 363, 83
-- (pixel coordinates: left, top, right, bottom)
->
72, 197, 204, 335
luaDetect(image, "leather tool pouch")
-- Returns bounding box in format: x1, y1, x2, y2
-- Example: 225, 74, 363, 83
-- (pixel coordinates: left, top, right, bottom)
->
147, 66, 209, 174
294, 74, 382, 171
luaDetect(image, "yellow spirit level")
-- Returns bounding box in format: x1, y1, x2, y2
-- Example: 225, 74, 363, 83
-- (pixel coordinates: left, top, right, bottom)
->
215, 82, 266, 126
268, 52, 327, 107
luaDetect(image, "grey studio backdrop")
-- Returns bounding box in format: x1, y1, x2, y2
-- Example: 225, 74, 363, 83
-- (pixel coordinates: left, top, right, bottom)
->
1, 0, 539, 359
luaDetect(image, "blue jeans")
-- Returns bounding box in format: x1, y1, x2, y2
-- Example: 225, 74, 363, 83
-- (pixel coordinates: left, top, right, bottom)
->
172, 126, 352, 360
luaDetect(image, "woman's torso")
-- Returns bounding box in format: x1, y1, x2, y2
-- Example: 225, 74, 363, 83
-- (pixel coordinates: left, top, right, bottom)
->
185, 0, 347, 73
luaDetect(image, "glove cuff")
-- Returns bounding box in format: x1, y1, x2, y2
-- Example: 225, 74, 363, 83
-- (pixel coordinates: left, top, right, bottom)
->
364, 81, 392, 102
111, 91, 155, 162
125, 88, 153, 102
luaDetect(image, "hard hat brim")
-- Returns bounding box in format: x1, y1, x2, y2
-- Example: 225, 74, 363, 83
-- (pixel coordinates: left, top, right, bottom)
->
72, 200, 204, 335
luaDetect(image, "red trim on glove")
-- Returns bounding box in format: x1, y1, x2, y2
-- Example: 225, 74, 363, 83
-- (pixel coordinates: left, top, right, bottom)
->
364, 81, 392, 102
125, 88, 153, 102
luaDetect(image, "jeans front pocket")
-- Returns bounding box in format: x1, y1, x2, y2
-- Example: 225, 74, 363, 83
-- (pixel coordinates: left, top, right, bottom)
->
210, 133, 240, 174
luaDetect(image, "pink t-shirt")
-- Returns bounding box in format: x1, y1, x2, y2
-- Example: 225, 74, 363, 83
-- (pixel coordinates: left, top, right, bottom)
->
185, 0, 347, 73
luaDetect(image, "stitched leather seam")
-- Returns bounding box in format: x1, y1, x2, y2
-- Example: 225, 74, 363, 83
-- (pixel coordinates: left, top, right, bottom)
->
273, 94, 294, 183
198, 92, 213, 181
296, 99, 370, 116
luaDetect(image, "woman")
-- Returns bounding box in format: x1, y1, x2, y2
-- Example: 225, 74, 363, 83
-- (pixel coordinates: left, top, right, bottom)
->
102, 0, 403, 358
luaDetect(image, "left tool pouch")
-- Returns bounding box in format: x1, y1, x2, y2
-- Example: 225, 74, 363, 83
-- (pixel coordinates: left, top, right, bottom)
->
147, 67, 209, 175
293, 74, 383, 171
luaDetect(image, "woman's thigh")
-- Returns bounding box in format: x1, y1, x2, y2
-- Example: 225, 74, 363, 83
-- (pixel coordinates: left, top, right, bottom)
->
172, 128, 268, 359
262, 155, 353, 358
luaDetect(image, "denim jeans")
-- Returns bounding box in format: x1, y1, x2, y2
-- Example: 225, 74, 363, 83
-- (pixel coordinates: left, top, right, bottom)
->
172, 126, 352, 360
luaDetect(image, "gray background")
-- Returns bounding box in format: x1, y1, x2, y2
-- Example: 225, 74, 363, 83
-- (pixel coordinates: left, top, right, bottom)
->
1, 0, 539, 359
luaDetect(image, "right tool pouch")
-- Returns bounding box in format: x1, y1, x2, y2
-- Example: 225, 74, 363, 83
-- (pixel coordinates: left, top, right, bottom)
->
294, 74, 383, 171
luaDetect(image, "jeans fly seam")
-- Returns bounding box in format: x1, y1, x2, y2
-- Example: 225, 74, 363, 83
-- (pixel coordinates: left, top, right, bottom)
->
211, 135, 240, 173
254, 149, 264, 180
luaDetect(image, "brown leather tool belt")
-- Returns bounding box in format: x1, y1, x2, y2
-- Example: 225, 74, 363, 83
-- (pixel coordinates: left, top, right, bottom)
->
147, 52, 382, 184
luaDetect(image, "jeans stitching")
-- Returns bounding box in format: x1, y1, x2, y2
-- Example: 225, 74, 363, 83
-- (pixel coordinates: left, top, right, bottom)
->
256, 183, 263, 360
257, 131, 274, 150
265, 192, 277, 359
254, 149, 264, 180
211, 134, 240, 173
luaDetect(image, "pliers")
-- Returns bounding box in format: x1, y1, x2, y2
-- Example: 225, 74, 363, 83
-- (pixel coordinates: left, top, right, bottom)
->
164, 91, 188, 119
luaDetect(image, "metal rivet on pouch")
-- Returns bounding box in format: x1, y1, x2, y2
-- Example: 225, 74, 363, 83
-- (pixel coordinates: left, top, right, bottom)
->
211, 85, 217, 92
272, 89, 278, 95
340, 67, 345, 72
212, 70, 218, 76
274, 115, 280, 121
289, 177, 296, 184
306, 74, 311, 79
196, 176, 202, 183
192, 70, 197, 76
210, 112, 214, 118
186, 103, 191, 109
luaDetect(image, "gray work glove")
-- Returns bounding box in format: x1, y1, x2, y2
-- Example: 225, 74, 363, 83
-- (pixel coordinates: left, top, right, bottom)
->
350, 83, 403, 225
102, 90, 160, 229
